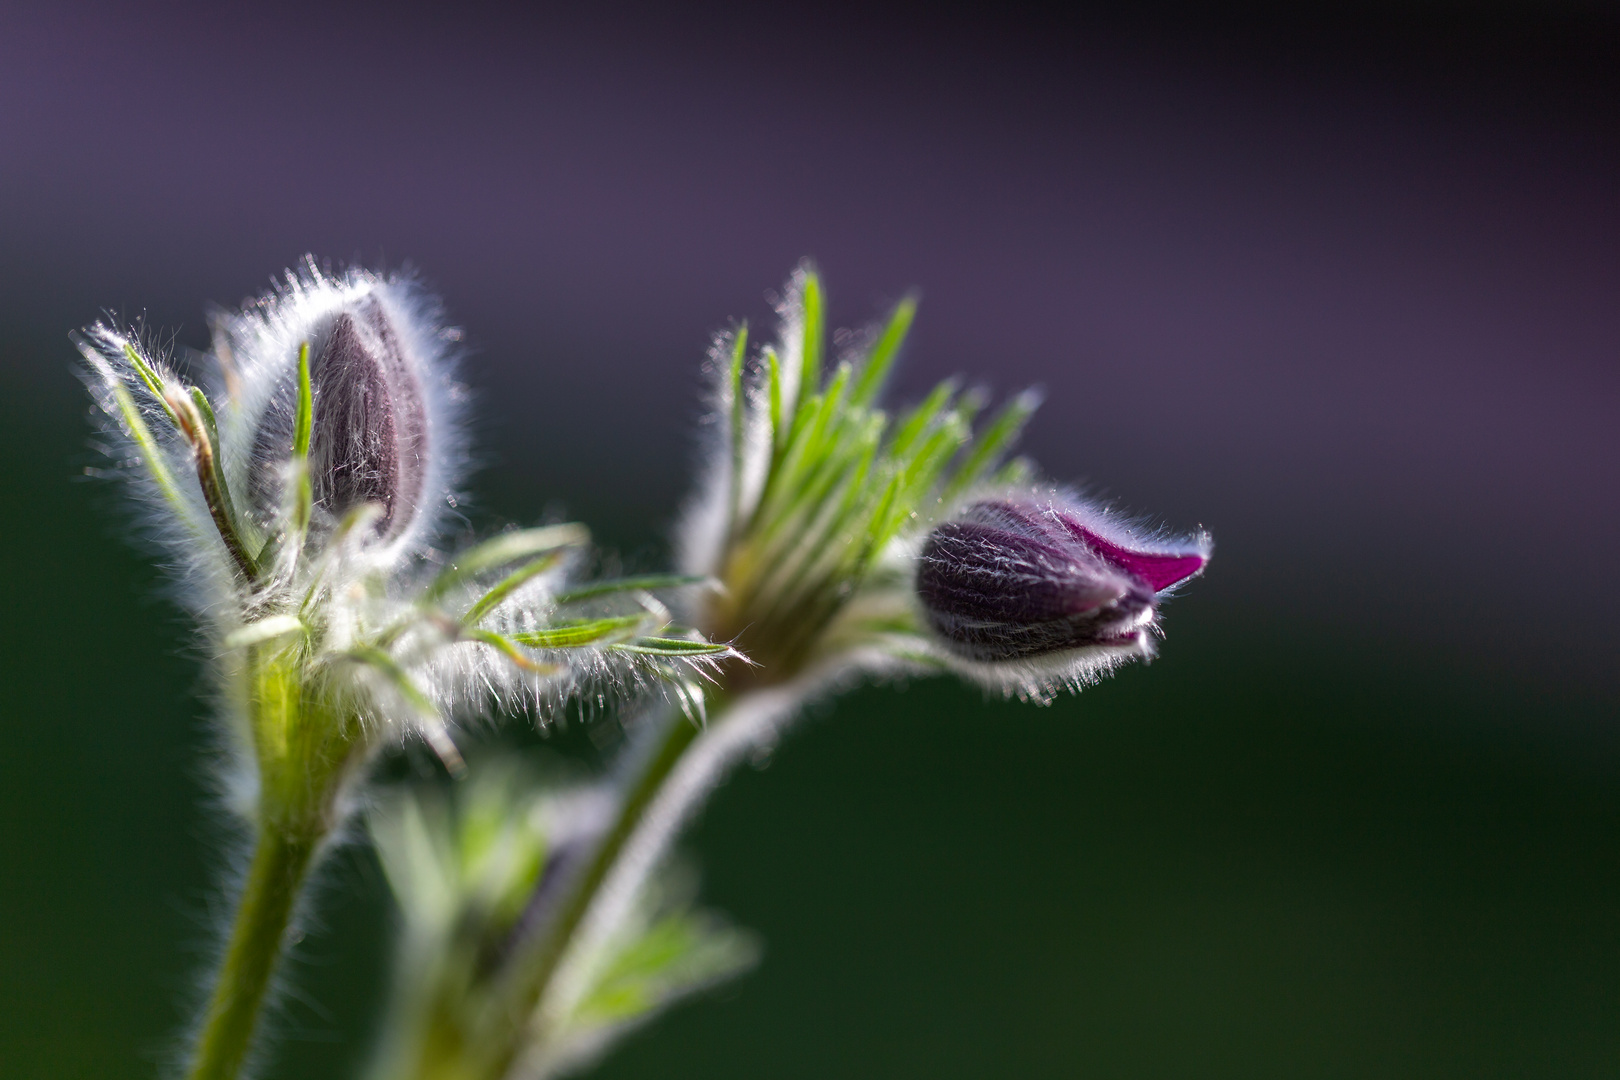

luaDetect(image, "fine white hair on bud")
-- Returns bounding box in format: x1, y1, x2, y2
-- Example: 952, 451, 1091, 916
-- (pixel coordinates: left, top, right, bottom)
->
220, 258, 469, 568
76, 258, 735, 797
912, 491, 1211, 702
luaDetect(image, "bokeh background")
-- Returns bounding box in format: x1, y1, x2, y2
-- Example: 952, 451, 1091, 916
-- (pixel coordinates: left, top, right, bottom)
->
2, 2, 1617, 1077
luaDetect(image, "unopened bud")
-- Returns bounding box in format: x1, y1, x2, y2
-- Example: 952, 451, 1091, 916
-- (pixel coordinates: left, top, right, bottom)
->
309, 296, 429, 544
916, 498, 1208, 662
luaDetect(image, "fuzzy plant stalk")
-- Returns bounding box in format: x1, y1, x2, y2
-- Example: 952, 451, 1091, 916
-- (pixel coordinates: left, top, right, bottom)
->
367, 266, 1212, 1080
77, 264, 731, 1080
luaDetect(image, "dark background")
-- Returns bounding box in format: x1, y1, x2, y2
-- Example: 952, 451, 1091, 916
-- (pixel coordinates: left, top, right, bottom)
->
2, 2, 1617, 1077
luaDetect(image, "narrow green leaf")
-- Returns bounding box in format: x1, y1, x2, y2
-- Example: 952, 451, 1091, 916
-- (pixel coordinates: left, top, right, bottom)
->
463, 551, 566, 626
348, 646, 463, 775
750, 408, 878, 574
880, 414, 970, 543
726, 324, 748, 527
189, 385, 221, 445
808, 362, 853, 457
851, 295, 916, 405
612, 637, 732, 657
292, 341, 313, 459
755, 390, 826, 527
758, 363, 854, 530
991, 455, 1035, 488
187, 385, 257, 580
508, 615, 646, 649
122, 342, 180, 426
464, 629, 563, 674
799, 270, 824, 406
765, 346, 784, 455
888, 378, 958, 460
288, 457, 312, 538
111, 382, 187, 519
554, 575, 710, 605
941, 387, 1042, 504
347, 647, 437, 719
780, 388, 823, 476
425, 524, 590, 601
271, 341, 316, 569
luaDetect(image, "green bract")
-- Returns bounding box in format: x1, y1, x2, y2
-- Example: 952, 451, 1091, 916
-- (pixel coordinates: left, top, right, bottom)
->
679, 266, 1039, 682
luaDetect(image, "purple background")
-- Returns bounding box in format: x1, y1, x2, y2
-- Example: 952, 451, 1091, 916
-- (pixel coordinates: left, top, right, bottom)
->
5, 3, 1614, 692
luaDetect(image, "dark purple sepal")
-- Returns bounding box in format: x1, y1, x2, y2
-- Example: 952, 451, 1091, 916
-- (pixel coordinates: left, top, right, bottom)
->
309, 296, 429, 544
915, 497, 1207, 664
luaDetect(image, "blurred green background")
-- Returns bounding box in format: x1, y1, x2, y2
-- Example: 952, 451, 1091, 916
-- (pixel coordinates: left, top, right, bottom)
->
2, 3, 1617, 1078
4, 343, 1617, 1078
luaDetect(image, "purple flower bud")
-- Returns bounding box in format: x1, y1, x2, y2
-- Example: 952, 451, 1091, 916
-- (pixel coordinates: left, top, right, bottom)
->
308, 296, 430, 543
916, 497, 1208, 663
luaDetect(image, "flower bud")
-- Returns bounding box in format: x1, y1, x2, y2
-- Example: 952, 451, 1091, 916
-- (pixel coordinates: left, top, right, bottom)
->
308, 295, 430, 544
916, 498, 1208, 663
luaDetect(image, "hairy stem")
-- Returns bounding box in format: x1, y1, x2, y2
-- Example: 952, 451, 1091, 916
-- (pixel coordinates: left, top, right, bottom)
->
481, 708, 702, 1080
188, 648, 360, 1080
186, 823, 320, 1080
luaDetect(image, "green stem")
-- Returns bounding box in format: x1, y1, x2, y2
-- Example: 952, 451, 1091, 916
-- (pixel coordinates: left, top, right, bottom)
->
479, 708, 702, 1080
186, 823, 321, 1080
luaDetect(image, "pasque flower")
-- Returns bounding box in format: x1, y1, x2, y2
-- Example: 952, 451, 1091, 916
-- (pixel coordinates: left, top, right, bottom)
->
81, 259, 1211, 1080
916, 495, 1209, 690
77, 260, 730, 1080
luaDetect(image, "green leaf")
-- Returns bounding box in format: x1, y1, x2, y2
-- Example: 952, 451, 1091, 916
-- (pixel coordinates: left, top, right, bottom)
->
346, 647, 438, 720
941, 387, 1042, 504
726, 324, 748, 526
280, 344, 316, 564
798, 270, 825, 410
991, 454, 1035, 488
292, 341, 313, 459
851, 295, 916, 406
888, 378, 958, 460
765, 346, 784, 454
573, 905, 758, 1029
464, 629, 563, 674
288, 457, 313, 541
189, 385, 222, 452
612, 637, 732, 657
110, 382, 188, 520
554, 575, 710, 605
463, 551, 567, 625
425, 524, 590, 602
183, 385, 258, 580
122, 342, 180, 427
345, 647, 464, 774
508, 616, 646, 649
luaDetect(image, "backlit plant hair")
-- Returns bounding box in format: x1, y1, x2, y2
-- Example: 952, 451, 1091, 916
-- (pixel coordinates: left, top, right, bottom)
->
359, 265, 1211, 1080
77, 261, 732, 1080
78, 260, 1208, 1080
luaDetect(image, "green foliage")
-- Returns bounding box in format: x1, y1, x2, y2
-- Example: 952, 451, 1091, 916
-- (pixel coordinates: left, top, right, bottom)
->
368, 767, 755, 1080
703, 267, 1035, 676
546, 873, 758, 1065
81, 264, 1075, 1080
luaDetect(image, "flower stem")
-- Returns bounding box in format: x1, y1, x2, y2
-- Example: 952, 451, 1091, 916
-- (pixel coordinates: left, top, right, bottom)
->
186, 823, 321, 1080
479, 707, 702, 1080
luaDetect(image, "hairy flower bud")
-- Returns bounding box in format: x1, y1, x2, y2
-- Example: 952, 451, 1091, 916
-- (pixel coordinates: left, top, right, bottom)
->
308, 296, 430, 543
916, 497, 1209, 663
229, 269, 461, 562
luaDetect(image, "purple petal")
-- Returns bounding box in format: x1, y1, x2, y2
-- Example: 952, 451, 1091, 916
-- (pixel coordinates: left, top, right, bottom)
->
1054, 514, 1207, 592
